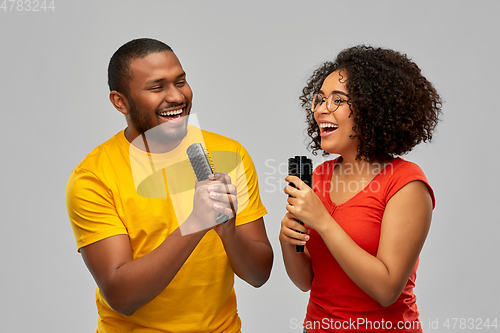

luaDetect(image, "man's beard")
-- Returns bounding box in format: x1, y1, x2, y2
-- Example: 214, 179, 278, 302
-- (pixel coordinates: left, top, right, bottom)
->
128, 96, 189, 145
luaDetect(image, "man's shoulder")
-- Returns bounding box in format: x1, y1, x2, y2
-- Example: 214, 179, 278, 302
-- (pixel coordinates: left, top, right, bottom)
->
200, 129, 244, 152
73, 130, 127, 173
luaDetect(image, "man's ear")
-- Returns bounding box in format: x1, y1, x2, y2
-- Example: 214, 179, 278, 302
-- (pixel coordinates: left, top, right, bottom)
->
110, 91, 130, 115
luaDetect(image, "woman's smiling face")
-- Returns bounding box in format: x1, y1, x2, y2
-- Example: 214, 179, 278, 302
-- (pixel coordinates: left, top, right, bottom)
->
314, 70, 359, 157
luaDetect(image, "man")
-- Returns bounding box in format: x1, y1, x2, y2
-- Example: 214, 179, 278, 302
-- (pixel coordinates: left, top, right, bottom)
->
66, 38, 273, 332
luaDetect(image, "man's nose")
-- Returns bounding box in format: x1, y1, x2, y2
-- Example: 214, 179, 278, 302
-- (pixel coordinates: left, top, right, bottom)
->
164, 87, 184, 104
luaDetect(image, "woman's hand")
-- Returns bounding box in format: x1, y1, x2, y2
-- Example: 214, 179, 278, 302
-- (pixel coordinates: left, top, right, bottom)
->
284, 175, 332, 232
279, 212, 310, 246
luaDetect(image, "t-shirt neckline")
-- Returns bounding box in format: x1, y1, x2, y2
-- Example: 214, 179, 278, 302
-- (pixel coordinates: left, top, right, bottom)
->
325, 157, 400, 208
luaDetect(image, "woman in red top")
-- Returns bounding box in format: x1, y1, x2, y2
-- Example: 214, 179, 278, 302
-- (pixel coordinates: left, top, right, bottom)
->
280, 46, 442, 332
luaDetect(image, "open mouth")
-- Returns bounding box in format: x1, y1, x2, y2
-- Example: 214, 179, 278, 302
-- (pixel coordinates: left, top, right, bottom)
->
319, 123, 339, 134
158, 107, 184, 120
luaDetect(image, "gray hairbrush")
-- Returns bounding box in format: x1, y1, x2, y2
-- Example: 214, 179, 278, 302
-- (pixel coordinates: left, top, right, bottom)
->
186, 143, 229, 224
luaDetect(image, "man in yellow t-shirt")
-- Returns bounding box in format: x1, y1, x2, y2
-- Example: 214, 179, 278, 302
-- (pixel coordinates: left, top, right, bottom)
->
66, 38, 273, 333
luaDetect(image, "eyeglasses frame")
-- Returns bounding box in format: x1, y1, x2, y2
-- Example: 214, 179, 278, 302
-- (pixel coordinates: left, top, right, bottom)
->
310, 91, 350, 113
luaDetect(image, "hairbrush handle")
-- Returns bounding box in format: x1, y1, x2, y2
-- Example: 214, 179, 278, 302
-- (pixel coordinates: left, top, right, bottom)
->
187, 143, 229, 224
288, 156, 313, 252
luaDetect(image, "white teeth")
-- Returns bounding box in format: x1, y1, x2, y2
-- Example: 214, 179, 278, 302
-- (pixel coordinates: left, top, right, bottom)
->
159, 109, 183, 116
319, 123, 339, 129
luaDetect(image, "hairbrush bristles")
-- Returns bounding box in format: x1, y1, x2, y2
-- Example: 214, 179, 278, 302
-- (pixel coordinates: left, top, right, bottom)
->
288, 156, 313, 188
204, 148, 215, 173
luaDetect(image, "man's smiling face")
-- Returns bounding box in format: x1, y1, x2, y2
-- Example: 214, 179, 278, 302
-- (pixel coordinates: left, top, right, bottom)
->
125, 50, 193, 146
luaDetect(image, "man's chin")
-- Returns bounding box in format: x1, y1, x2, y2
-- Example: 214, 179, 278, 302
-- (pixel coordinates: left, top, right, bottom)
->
143, 123, 188, 147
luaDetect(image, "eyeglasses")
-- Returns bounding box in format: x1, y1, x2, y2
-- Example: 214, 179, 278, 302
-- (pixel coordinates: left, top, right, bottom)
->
311, 92, 349, 113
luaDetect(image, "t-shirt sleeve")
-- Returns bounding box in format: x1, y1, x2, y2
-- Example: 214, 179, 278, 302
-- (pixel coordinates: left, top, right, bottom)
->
66, 168, 128, 252
385, 161, 436, 209
233, 144, 267, 226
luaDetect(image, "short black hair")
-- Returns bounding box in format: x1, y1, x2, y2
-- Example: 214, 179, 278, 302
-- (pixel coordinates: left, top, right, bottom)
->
108, 38, 173, 97
300, 45, 442, 162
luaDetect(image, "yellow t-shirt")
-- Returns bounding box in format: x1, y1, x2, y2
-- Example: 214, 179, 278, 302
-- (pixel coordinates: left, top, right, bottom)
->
66, 126, 267, 333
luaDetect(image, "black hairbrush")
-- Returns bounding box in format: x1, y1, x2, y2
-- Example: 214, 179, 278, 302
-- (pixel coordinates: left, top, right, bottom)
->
288, 156, 313, 252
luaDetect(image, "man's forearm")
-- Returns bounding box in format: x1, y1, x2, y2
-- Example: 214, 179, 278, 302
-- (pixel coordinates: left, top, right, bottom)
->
84, 225, 207, 316
217, 220, 273, 287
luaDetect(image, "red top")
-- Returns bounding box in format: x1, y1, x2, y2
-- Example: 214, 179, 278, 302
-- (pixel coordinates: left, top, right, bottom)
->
305, 157, 435, 332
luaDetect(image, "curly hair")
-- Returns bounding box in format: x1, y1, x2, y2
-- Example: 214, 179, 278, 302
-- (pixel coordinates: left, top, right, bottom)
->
300, 45, 442, 162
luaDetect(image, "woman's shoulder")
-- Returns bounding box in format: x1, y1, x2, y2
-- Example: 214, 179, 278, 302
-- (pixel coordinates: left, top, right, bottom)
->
383, 157, 435, 207
388, 157, 427, 178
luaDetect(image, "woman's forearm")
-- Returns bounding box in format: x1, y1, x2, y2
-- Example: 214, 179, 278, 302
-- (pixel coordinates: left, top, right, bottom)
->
280, 241, 313, 292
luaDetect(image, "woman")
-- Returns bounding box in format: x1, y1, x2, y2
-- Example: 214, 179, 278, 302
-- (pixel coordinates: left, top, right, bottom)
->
280, 45, 442, 332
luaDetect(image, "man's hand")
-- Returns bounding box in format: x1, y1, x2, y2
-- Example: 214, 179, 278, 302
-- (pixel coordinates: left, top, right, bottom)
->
184, 173, 238, 235
208, 173, 238, 237
209, 173, 238, 220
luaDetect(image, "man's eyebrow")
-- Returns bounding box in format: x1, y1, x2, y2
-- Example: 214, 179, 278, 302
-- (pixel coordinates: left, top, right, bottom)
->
145, 72, 186, 85
146, 78, 165, 85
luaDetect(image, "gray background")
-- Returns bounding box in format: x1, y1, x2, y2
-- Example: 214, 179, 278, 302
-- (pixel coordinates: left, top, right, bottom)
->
1, 0, 499, 331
